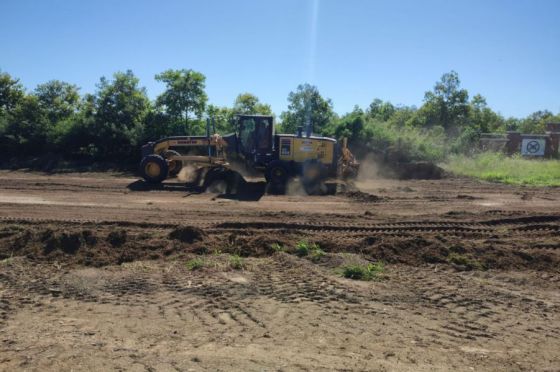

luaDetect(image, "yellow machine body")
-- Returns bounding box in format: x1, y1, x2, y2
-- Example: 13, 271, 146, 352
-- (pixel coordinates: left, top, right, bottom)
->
277, 135, 336, 165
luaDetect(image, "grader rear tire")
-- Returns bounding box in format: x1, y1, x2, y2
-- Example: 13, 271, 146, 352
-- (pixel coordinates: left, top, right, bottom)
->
162, 150, 182, 176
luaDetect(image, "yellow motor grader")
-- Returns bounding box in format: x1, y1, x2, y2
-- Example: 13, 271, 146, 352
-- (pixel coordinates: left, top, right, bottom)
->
139, 115, 358, 194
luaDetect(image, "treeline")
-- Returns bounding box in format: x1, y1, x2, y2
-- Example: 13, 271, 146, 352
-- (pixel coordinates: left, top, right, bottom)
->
0, 69, 558, 164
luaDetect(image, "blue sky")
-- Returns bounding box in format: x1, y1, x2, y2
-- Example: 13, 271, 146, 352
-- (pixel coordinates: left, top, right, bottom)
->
1, 0, 559, 118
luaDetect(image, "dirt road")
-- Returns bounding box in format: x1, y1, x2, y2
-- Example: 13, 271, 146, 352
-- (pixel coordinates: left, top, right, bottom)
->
0, 170, 559, 371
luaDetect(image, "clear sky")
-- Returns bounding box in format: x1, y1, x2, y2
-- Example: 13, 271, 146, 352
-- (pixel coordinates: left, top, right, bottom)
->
1, 0, 559, 118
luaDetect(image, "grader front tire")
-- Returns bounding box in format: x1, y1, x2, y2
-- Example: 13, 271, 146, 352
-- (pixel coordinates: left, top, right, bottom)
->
140, 155, 169, 183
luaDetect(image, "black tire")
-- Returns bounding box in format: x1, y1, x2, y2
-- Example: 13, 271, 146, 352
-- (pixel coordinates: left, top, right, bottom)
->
140, 155, 169, 183
265, 161, 290, 185
162, 150, 182, 176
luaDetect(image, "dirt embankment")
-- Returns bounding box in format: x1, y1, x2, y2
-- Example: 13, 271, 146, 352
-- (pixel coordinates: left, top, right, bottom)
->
2, 214, 559, 272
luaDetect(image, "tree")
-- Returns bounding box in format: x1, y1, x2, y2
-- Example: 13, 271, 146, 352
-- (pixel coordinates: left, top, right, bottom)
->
518, 110, 556, 134
34, 80, 80, 124
280, 83, 334, 134
323, 105, 365, 142
367, 99, 396, 122
233, 93, 272, 115
155, 69, 208, 135
93, 70, 151, 159
206, 104, 235, 133
469, 94, 505, 133
3, 95, 49, 153
0, 71, 25, 113
420, 71, 470, 133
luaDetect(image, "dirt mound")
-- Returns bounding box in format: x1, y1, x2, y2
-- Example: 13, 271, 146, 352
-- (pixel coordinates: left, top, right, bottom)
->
1, 213, 559, 272
344, 190, 384, 202
393, 162, 444, 180
314, 232, 560, 272
169, 225, 205, 243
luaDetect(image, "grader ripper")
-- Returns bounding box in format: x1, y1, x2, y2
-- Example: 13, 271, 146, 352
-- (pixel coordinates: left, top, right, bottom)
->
139, 115, 358, 194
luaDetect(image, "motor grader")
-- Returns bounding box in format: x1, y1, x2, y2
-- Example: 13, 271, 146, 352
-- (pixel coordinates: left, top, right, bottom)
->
139, 115, 358, 194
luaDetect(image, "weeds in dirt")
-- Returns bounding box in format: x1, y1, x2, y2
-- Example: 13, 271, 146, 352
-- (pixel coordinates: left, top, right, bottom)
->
447, 252, 484, 270
186, 258, 204, 271
295, 240, 324, 260
229, 254, 245, 270
309, 246, 325, 261
341, 262, 385, 281
0, 256, 14, 266
271, 243, 285, 252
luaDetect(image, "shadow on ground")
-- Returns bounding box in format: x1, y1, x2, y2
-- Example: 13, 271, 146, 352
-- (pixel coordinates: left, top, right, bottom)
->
126, 179, 267, 201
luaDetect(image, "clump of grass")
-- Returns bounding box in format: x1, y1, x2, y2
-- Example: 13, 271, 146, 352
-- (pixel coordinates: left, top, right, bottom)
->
444, 152, 560, 187
294, 240, 324, 260
229, 254, 244, 270
309, 246, 325, 261
341, 262, 385, 281
186, 258, 204, 271
0, 257, 14, 266
447, 252, 484, 270
270, 243, 285, 252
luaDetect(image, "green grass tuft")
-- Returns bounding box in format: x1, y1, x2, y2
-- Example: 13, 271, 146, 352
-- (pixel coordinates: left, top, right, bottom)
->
229, 254, 244, 270
270, 243, 285, 252
294, 240, 324, 260
341, 262, 385, 281
447, 252, 484, 270
186, 258, 204, 271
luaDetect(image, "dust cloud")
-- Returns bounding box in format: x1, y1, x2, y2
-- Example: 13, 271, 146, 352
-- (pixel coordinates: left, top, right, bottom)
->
177, 165, 198, 183
357, 154, 382, 182
285, 178, 307, 196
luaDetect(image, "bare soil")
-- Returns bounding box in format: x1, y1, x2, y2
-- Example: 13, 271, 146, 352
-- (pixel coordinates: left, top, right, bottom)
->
0, 170, 559, 371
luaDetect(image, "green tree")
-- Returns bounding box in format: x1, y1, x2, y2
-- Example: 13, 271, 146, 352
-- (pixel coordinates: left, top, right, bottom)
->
517, 110, 557, 134
155, 69, 208, 135
280, 83, 334, 134
92, 70, 151, 159
420, 71, 470, 133
233, 93, 272, 115
34, 80, 80, 124
469, 94, 505, 133
367, 99, 396, 122
0, 71, 25, 113
323, 105, 365, 142
206, 104, 235, 133
3, 95, 49, 153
